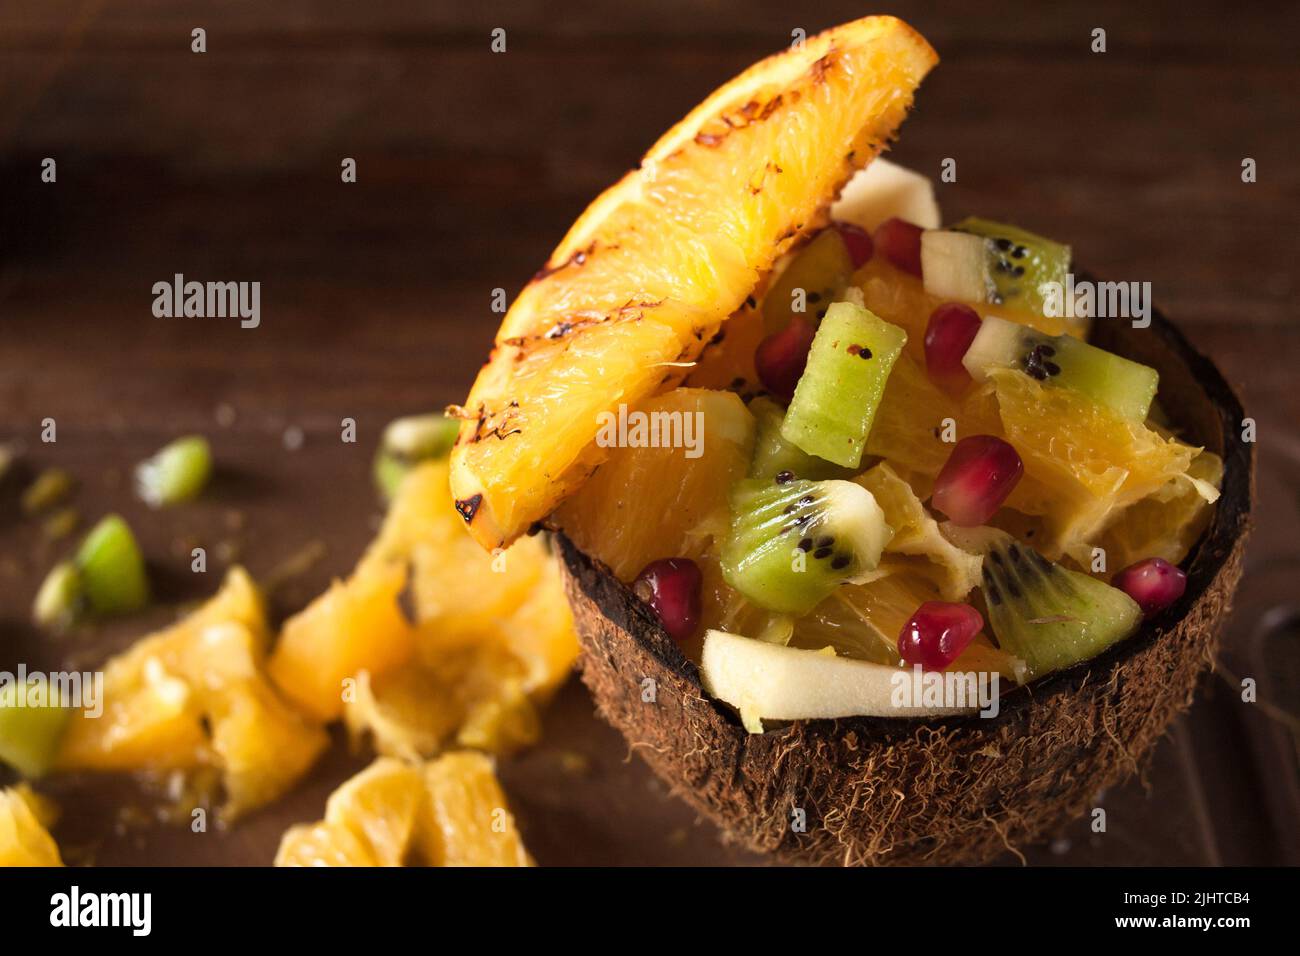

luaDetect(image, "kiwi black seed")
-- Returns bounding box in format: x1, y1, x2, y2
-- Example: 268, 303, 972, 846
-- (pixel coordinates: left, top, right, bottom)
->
964, 317, 1159, 422
719, 476, 889, 616
950, 217, 1070, 315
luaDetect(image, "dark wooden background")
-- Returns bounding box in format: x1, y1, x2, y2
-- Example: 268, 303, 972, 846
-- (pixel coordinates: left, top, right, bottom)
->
1, 1, 1297, 865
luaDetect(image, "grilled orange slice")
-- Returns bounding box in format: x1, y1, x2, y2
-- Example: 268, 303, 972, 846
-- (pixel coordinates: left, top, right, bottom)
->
450, 16, 938, 549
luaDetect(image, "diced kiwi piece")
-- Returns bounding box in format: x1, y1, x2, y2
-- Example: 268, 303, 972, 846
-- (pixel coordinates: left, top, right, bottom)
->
32, 561, 83, 630
975, 530, 1141, 678
921, 217, 1070, 316
956, 217, 1071, 314
136, 435, 212, 507
747, 397, 852, 481
0, 678, 72, 778
780, 302, 907, 469
373, 413, 460, 499
963, 315, 1158, 421
721, 476, 891, 616
21, 468, 75, 516
762, 229, 853, 333
75, 514, 149, 615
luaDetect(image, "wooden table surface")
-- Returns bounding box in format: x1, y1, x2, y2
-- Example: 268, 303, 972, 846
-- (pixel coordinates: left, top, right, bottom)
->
1, 0, 1297, 865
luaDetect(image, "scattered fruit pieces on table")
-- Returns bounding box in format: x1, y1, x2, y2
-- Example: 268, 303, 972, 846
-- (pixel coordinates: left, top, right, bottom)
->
275, 753, 531, 867
31, 513, 151, 629
135, 435, 212, 507
21, 467, 75, 516
74, 513, 150, 617
56, 567, 328, 821
373, 412, 460, 500
0, 784, 63, 867
0, 677, 72, 779
269, 458, 579, 759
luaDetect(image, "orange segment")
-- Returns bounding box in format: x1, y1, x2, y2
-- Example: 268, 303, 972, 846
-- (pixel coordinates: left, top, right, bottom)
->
452, 320, 688, 547
275, 758, 426, 867
1094, 450, 1222, 575
275, 821, 379, 867
556, 387, 756, 580
791, 567, 938, 663
865, 351, 1002, 485
991, 369, 1199, 560
416, 752, 532, 867
451, 16, 938, 549
343, 668, 462, 763
56, 654, 207, 771
276, 753, 531, 868
684, 304, 766, 391
268, 561, 415, 722
57, 568, 328, 820
207, 676, 331, 821
322, 758, 428, 867
0, 785, 63, 867
271, 458, 579, 761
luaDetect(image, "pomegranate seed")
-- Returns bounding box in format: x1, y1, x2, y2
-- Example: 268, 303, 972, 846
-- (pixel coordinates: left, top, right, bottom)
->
832, 221, 874, 268
755, 316, 815, 402
898, 601, 984, 670
633, 558, 702, 642
873, 217, 924, 277
1113, 557, 1187, 618
931, 435, 1023, 526
924, 303, 982, 392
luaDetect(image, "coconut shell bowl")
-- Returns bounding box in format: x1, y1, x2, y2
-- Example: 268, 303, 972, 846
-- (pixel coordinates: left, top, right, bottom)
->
558, 303, 1253, 866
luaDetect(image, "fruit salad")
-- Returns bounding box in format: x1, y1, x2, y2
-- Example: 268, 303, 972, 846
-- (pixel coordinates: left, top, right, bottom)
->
557, 160, 1219, 729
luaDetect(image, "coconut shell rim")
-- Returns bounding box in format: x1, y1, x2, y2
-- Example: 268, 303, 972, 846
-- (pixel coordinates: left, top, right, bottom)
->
557, 291, 1254, 740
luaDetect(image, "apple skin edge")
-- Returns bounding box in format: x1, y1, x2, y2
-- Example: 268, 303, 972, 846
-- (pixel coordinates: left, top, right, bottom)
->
556, 294, 1254, 867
